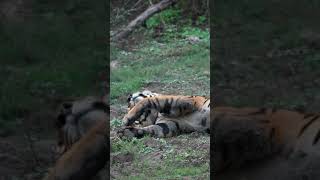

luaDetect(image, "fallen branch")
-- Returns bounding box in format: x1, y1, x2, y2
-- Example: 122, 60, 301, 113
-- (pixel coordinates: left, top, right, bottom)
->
112, 0, 178, 41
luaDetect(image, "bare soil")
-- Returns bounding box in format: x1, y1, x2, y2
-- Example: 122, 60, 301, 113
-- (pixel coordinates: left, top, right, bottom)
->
0, 110, 57, 180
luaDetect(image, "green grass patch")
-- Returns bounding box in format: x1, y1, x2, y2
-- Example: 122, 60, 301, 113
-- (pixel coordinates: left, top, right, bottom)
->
112, 136, 209, 180
146, 8, 181, 29
111, 39, 209, 102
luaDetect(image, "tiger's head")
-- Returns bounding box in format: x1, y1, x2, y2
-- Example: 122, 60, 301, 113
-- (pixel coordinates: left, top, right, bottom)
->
127, 90, 159, 110
126, 90, 160, 127
55, 96, 108, 155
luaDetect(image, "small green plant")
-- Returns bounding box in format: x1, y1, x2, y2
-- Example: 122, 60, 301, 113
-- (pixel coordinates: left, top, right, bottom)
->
111, 118, 123, 128
146, 8, 181, 28
112, 136, 151, 153
139, 146, 155, 154
197, 16, 207, 25
181, 27, 209, 40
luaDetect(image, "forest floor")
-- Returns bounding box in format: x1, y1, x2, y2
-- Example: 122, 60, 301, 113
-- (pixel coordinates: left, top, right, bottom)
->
0, 0, 105, 179
213, 1, 320, 112
213, 1, 320, 179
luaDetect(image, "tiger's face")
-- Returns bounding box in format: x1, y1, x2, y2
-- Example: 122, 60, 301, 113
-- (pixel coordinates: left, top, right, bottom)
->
127, 90, 159, 127
127, 90, 159, 110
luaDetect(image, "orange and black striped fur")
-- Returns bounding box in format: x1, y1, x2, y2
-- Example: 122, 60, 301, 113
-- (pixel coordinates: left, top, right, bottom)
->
43, 120, 108, 180
121, 92, 320, 175
43, 97, 109, 180
119, 91, 210, 138
213, 107, 320, 173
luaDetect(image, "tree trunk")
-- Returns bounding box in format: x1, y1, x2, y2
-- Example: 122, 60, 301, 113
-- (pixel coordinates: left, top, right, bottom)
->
112, 0, 178, 41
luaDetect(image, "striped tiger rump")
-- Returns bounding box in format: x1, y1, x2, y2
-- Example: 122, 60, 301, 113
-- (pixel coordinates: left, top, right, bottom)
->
121, 92, 320, 173
119, 90, 210, 138
213, 107, 320, 173
43, 120, 108, 180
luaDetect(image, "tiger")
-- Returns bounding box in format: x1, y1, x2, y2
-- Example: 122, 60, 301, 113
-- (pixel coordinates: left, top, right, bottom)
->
118, 90, 210, 138
120, 91, 320, 177
126, 90, 160, 127
43, 96, 109, 180
55, 96, 108, 154
212, 107, 320, 174
43, 120, 108, 180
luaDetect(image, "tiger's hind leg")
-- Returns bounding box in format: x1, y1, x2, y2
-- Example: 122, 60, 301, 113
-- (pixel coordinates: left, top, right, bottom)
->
118, 120, 180, 138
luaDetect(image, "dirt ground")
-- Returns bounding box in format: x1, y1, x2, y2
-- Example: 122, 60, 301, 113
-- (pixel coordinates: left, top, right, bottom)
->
0, 99, 108, 180
0, 0, 107, 178
0, 1, 59, 177
0, 108, 57, 180
213, 3, 320, 112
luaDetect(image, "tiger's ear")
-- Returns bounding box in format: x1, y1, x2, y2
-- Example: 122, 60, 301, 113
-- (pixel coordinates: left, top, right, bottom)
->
127, 94, 133, 102
139, 93, 148, 98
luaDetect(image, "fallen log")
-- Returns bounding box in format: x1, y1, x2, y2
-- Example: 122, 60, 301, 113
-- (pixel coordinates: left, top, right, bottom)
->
112, 0, 178, 41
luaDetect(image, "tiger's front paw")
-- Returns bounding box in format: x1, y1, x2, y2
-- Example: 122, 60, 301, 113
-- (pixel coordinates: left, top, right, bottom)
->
122, 115, 135, 126
117, 127, 145, 139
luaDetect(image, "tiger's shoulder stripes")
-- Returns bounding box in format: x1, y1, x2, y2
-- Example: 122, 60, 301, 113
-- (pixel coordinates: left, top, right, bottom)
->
119, 91, 210, 138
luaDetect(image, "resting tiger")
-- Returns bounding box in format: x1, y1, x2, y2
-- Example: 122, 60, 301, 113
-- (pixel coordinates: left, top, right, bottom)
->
120, 91, 320, 177
118, 90, 210, 138
55, 96, 108, 154
213, 107, 320, 175
43, 96, 109, 180
43, 120, 108, 180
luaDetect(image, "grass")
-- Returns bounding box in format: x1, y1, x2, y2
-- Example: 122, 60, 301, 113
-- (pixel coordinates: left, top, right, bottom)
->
110, 8, 209, 178
110, 35, 209, 101
112, 136, 209, 180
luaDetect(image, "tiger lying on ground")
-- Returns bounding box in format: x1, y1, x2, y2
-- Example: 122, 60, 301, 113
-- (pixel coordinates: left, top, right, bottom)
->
119, 91, 320, 177
212, 107, 320, 173
43, 96, 109, 180
55, 96, 108, 154
118, 90, 210, 138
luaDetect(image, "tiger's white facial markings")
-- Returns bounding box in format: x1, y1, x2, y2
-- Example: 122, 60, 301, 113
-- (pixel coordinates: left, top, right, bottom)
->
127, 90, 159, 110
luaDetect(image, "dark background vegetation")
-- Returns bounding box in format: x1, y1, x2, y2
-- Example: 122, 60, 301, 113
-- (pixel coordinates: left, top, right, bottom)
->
110, 0, 209, 31
213, 0, 320, 112
0, 0, 106, 179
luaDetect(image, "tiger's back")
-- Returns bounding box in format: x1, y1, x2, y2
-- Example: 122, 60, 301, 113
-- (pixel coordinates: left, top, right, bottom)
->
213, 107, 320, 172
121, 91, 320, 175
119, 91, 210, 138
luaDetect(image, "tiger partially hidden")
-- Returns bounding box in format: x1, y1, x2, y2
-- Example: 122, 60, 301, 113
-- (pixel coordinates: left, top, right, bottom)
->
118, 90, 210, 138
119, 90, 320, 178
212, 106, 320, 180
44, 91, 320, 179
43, 96, 109, 180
